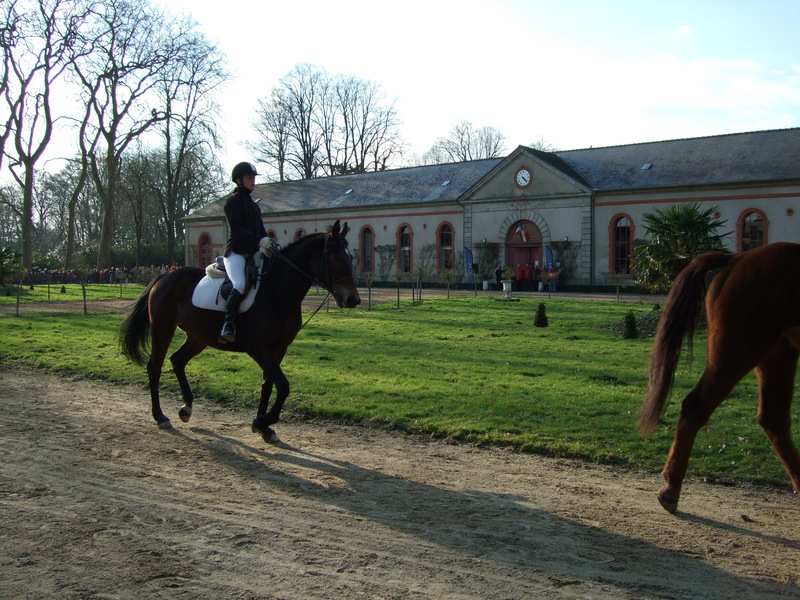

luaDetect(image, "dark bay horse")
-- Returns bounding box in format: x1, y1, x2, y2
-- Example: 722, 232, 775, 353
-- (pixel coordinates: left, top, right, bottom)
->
119, 220, 360, 442
640, 242, 800, 513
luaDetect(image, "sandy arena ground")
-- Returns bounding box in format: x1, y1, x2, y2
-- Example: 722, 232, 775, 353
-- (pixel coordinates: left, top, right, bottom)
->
2, 366, 800, 600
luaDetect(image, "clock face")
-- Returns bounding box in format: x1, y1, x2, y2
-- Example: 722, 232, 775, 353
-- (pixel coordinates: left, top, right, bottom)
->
515, 167, 532, 188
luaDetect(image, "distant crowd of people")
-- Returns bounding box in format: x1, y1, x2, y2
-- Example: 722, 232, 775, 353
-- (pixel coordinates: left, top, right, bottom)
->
495, 263, 557, 292
24, 263, 181, 285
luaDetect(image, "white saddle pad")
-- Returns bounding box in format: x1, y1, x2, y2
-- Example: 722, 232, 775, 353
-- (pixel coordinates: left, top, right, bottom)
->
191, 256, 263, 313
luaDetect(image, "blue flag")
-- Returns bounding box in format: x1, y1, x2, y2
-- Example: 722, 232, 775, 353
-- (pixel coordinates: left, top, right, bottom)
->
464, 247, 474, 283
545, 246, 555, 291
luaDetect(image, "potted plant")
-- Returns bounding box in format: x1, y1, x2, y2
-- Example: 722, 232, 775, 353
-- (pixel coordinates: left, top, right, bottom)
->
500, 266, 516, 299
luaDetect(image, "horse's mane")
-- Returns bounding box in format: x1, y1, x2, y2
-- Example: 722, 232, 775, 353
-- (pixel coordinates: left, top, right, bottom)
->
254, 231, 328, 306
279, 230, 326, 257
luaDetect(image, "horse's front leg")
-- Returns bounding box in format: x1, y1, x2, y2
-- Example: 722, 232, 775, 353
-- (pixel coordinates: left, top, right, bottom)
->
251, 365, 288, 443
170, 338, 206, 423
256, 376, 274, 418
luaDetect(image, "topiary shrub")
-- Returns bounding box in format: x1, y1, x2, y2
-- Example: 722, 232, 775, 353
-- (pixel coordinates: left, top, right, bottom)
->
534, 303, 548, 328
623, 310, 638, 339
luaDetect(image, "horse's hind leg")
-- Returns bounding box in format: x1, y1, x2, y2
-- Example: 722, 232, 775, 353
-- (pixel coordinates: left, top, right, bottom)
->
755, 340, 800, 493
658, 366, 744, 513
147, 325, 177, 429
147, 356, 171, 429
170, 337, 207, 423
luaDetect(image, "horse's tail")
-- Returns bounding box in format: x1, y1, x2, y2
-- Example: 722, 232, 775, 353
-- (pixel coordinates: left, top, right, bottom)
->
118, 275, 161, 366
639, 251, 733, 435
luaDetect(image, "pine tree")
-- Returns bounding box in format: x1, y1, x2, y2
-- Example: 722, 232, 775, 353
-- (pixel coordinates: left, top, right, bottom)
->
623, 310, 638, 339
534, 303, 548, 328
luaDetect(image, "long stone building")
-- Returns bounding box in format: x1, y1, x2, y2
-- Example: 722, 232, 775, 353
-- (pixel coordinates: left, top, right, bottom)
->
183, 127, 800, 289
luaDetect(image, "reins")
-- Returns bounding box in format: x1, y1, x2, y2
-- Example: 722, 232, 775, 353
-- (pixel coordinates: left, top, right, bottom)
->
264, 233, 354, 331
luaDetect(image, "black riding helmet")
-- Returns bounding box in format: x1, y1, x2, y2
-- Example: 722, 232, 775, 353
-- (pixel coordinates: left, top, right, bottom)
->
231, 162, 258, 182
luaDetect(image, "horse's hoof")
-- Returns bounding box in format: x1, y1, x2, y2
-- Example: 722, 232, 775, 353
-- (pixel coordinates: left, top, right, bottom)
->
261, 428, 281, 444
658, 493, 679, 514
156, 417, 173, 430
252, 418, 280, 442
178, 405, 192, 423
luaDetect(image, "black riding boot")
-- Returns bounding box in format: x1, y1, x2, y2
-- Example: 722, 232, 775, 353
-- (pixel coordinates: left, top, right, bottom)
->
218, 289, 244, 343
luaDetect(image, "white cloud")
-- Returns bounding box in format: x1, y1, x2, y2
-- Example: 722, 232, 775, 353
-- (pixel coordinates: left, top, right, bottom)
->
503, 52, 800, 150
667, 25, 692, 39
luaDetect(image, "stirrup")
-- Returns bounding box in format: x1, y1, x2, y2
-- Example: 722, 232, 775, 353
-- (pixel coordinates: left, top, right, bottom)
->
218, 322, 236, 343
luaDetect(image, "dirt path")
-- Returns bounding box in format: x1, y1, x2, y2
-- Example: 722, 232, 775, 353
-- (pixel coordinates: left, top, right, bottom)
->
1, 368, 799, 599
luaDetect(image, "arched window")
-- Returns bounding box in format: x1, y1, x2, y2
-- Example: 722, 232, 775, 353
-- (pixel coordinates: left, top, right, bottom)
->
199, 234, 213, 267
612, 216, 632, 274
437, 223, 453, 270
360, 227, 374, 273
739, 210, 766, 252
398, 225, 412, 272
294, 228, 305, 241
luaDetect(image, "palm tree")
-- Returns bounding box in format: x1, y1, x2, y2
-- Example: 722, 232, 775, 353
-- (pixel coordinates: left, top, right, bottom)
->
632, 203, 730, 292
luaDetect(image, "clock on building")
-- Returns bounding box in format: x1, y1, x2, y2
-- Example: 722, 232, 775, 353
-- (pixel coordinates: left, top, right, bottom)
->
515, 166, 532, 189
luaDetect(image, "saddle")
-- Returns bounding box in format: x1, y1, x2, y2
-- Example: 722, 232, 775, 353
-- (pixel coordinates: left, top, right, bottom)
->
191, 253, 268, 313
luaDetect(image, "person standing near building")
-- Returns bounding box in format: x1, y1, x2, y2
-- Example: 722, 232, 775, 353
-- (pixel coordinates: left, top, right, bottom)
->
524, 263, 533, 291
219, 162, 272, 344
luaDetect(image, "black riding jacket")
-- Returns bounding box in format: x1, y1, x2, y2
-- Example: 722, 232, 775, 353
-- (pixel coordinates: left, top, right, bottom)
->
223, 187, 267, 257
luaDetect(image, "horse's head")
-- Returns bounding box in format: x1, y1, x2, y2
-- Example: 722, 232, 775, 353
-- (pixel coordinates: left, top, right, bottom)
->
316, 220, 361, 309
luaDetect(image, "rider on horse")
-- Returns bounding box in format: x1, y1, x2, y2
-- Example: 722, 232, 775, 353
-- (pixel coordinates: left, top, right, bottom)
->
219, 162, 273, 343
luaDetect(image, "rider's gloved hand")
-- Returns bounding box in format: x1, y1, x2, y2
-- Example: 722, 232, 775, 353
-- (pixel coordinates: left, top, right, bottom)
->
259, 236, 274, 255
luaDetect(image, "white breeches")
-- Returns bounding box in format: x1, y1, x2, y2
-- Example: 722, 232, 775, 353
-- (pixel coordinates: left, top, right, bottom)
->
223, 252, 247, 294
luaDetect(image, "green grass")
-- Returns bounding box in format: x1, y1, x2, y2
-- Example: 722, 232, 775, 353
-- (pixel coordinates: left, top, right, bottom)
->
0, 293, 793, 489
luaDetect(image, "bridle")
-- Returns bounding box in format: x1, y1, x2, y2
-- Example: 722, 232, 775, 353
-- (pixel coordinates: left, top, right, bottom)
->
265, 232, 356, 329
268, 232, 354, 292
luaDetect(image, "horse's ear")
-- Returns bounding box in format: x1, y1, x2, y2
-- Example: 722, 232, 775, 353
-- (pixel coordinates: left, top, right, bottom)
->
342, 222, 349, 237
331, 220, 341, 236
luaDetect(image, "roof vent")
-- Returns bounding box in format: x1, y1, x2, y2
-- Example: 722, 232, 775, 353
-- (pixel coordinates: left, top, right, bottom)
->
641, 163, 652, 170
344, 189, 353, 194
441, 180, 450, 186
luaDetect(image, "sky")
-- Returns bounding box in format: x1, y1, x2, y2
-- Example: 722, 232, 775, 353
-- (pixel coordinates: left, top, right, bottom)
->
146, 0, 799, 169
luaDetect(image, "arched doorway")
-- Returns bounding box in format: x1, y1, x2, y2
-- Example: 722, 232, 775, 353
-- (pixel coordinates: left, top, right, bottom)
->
505, 220, 543, 268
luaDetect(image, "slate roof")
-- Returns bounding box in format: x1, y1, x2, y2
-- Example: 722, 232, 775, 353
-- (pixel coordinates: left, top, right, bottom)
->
252, 158, 502, 215
185, 128, 800, 221
555, 127, 800, 191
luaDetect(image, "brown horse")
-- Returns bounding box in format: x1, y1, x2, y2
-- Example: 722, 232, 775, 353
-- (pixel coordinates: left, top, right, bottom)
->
640, 242, 800, 513
118, 220, 360, 442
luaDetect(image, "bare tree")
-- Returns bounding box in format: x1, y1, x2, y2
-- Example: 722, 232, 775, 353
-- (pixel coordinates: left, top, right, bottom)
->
250, 64, 404, 181
70, 0, 185, 269
249, 64, 326, 181
421, 120, 507, 164
279, 63, 326, 180
62, 131, 93, 269
1, 0, 88, 269
528, 135, 558, 152
252, 91, 292, 182
115, 147, 158, 265
327, 75, 403, 174
155, 25, 228, 263
0, 0, 21, 173
38, 166, 75, 258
